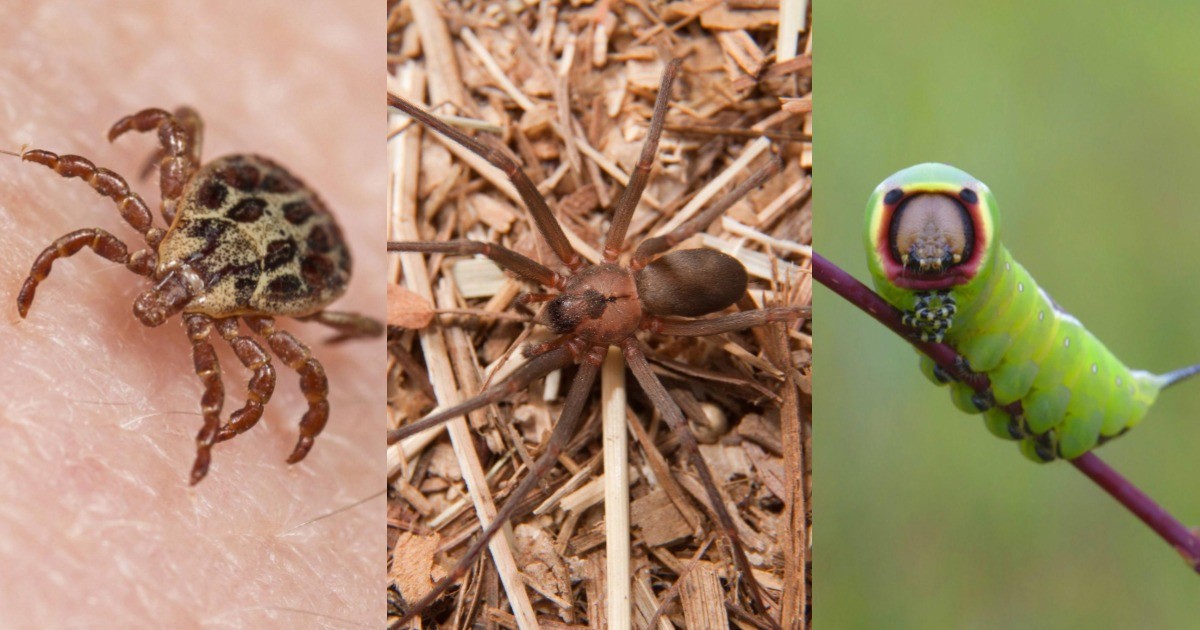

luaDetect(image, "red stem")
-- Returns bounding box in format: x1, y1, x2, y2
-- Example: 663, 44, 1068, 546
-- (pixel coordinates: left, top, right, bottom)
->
812, 250, 1200, 570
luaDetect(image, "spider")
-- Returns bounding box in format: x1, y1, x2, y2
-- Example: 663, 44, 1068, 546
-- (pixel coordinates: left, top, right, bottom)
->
13, 106, 383, 484
389, 59, 803, 625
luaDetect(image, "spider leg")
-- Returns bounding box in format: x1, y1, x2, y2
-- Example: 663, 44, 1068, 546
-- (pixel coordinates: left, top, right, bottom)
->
20, 151, 163, 248
603, 59, 681, 261
622, 338, 774, 618
520, 333, 577, 360
387, 240, 565, 290
17, 228, 155, 317
644, 306, 805, 336
297, 309, 385, 343
243, 316, 329, 464
631, 154, 783, 270
397, 346, 603, 625
388, 93, 584, 271
212, 318, 276, 444
107, 106, 204, 226
184, 314, 225, 485
388, 344, 576, 444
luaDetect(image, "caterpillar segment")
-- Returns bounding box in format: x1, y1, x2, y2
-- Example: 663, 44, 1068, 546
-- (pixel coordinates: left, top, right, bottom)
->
865, 163, 1198, 462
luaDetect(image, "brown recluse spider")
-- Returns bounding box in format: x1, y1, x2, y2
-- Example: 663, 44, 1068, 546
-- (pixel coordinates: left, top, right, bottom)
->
389, 58, 800, 625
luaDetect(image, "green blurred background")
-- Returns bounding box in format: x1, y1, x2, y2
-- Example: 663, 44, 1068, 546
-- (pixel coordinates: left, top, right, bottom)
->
819, 1, 1200, 626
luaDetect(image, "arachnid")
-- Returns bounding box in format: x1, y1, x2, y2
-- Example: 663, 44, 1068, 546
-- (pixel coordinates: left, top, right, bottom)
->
390, 58, 803, 625
14, 107, 383, 484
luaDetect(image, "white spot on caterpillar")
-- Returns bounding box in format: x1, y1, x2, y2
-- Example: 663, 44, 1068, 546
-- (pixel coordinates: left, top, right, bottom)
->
1005, 262, 1011, 271
1064, 337, 1071, 348
1091, 363, 1098, 374
1018, 282, 1024, 293
1116, 376, 1123, 386
1038, 310, 1045, 321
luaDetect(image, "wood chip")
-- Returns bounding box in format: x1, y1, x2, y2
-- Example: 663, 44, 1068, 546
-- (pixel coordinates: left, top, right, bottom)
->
631, 488, 695, 547
387, 283, 435, 329
390, 531, 444, 603
680, 565, 729, 630
663, 1, 779, 30
469, 192, 520, 233
451, 257, 508, 299
716, 29, 767, 77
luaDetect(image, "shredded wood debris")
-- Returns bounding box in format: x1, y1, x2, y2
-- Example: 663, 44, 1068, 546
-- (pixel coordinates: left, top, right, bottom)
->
388, 0, 812, 627
388, 283, 435, 329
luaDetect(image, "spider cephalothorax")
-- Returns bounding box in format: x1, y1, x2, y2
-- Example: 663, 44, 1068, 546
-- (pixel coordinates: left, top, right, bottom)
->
15, 107, 382, 484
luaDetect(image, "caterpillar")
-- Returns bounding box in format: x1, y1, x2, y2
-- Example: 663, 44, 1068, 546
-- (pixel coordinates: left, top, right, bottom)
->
864, 163, 1200, 462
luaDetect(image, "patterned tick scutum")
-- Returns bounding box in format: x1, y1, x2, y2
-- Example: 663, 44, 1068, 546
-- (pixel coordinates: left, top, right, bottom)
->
162, 155, 352, 317
14, 107, 381, 485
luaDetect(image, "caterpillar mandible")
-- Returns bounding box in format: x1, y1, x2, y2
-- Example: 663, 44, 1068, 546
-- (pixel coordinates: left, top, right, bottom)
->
865, 163, 1200, 462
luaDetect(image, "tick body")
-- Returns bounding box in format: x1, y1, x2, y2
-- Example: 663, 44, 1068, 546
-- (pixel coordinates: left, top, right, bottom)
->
16, 107, 382, 484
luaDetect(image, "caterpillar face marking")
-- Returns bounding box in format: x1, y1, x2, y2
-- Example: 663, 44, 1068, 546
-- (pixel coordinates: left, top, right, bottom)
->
892, 194, 972, 272
866, 163, 1198, 462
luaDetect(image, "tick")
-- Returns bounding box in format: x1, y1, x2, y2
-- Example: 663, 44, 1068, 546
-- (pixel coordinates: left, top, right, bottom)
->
14, 106, 383, 484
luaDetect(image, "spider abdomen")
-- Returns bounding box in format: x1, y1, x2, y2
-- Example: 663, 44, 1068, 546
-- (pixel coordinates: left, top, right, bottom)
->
636, 249, 747, 317
159, 154, 352, 317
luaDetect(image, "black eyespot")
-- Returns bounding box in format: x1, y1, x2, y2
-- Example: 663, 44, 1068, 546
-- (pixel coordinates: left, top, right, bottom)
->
960, 188, 978, 204
884, 188, 904, 205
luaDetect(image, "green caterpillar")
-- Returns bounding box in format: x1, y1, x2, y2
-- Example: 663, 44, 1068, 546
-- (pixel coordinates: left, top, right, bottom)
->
864, 163, 1199, 462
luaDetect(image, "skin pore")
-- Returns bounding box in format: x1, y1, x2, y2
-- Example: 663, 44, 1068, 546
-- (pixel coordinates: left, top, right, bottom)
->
0, 3, 383, 626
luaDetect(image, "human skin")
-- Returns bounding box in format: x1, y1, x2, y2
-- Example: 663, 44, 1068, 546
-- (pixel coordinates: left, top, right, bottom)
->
0, 2, 383, 626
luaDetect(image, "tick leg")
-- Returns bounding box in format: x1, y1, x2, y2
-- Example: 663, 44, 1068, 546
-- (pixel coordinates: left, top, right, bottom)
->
603, 59, 680, 262
245, 316, 328, 463
107, 106, 204, 226
184, 314, 225, 485
644, 306, 805, 336
134, 107, 204, 188
631, 153, 782, 270
213, 318, 276, 444
388, 240, 566, 290
17, 228, 154, 317
19, 151, 163, 248
388, 94, 583, 271
397, 346, 602, 626
389, 344, 576, 444
298, 310, 385, 343
622, 338, 771, 615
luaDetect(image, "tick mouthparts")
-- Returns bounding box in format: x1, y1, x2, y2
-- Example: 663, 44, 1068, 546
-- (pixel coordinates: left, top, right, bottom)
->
133, 271, 195, 327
